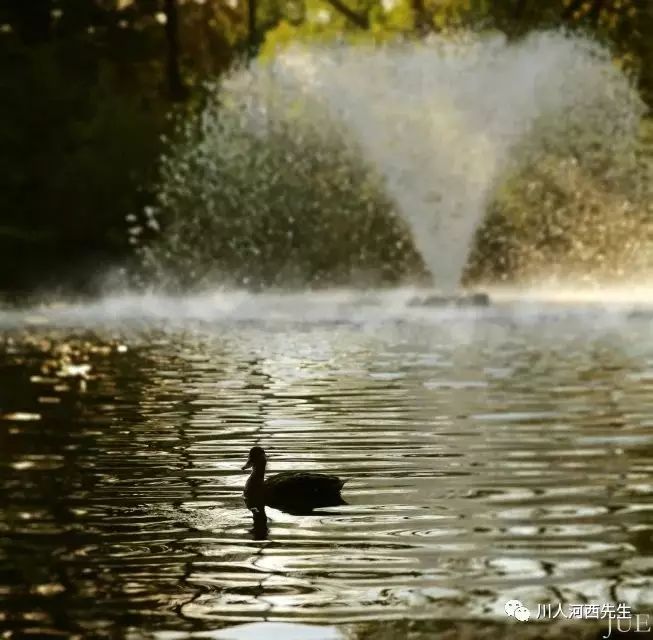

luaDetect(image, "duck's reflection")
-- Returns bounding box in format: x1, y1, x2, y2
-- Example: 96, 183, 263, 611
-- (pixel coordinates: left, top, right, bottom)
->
250, 507, 269, 540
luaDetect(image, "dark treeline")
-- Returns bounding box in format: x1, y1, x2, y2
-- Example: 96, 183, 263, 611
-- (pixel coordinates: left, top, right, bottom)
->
0, 0, 651, 295
0, 0, 248, 295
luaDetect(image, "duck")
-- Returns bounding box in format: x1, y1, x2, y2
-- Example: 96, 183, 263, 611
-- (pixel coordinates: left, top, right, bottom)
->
242, 446, 346, 515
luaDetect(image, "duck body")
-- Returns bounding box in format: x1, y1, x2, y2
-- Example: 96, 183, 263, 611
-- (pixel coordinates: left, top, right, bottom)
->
243, 447, 346, 515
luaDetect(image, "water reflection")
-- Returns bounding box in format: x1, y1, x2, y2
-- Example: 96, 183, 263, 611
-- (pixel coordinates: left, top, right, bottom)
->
251, 509, 269, 540
0, 303, 652, 636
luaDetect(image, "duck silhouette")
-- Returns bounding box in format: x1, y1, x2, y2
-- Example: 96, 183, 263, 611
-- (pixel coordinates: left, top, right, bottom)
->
242, 446, 346, 515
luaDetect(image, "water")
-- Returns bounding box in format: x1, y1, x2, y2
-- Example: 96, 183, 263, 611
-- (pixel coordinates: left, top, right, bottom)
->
276, 33, 642, 288
1, 289, 652, 637
142, 33, 647, 290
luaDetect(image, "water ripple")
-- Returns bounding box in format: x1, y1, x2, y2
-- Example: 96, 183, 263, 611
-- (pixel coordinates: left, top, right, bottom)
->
0, 301, 652, 635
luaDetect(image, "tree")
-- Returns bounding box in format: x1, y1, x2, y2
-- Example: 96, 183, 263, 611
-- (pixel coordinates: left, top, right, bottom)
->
248, 0, 258, 55
4, 0, 52, 43
323, 0, 370, 29
163, 0, 188, 100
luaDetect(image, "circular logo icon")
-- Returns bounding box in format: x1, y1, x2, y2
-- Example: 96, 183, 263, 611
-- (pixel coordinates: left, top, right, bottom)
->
514, 605, 531, 622
504, 600, 523, 617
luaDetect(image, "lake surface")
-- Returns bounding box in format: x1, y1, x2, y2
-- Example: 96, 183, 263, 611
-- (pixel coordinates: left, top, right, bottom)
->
1, 289, 652, 638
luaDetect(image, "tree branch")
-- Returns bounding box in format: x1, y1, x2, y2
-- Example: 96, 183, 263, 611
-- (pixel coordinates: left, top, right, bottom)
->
163, 0, 188, 101
322, 0, 369, 29
248, 0, 257, 56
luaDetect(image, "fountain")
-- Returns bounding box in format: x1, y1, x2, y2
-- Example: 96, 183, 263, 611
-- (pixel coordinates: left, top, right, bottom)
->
139, 31, 646, 301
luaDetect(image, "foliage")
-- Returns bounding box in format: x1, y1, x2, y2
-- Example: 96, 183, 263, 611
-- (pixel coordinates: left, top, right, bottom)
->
0, 45, 161, 292
0, 2, 168, 293
466, 129, 653, 284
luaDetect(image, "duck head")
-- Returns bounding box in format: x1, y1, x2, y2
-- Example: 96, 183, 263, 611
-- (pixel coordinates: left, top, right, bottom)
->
242, 446, 267, 471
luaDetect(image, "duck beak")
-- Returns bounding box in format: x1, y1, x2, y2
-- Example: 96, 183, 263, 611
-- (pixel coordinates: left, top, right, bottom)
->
242, 458, 252, 471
